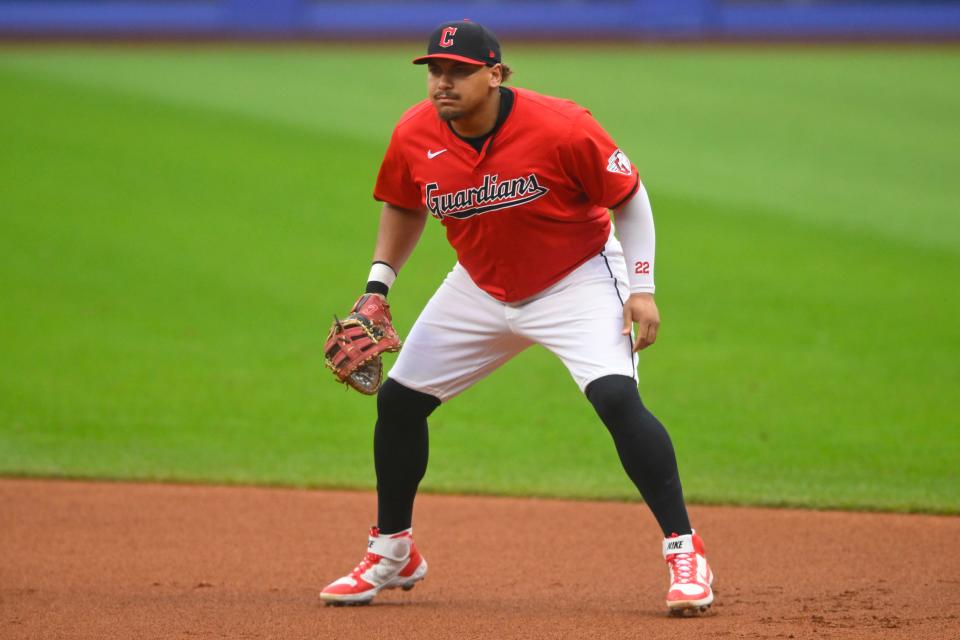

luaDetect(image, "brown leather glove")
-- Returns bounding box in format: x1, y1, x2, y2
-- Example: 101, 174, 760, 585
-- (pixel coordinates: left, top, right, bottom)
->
323, 294, 402, 395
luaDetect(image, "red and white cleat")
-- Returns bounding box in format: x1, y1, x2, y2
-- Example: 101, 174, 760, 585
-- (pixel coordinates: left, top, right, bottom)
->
320, 527, 428, 606
663, 530, 715, 615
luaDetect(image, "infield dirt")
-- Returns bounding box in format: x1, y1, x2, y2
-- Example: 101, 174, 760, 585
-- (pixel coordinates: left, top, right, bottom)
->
1, 479, 957, 639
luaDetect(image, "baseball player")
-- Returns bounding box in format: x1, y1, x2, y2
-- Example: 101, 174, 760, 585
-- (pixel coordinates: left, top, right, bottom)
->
321, 20, 715, 615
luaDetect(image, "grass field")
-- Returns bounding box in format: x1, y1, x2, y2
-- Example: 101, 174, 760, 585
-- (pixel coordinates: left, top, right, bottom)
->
0, 45, 957, 513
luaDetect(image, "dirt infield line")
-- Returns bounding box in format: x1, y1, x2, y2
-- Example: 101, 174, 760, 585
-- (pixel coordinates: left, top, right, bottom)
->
1, 479, 957, 639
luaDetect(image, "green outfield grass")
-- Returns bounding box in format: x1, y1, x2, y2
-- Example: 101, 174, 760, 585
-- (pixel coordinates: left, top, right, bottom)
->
0, 46, 957, 513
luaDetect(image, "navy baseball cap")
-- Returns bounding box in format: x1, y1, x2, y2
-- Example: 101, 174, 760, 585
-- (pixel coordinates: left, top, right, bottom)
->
412, 20, 502, 67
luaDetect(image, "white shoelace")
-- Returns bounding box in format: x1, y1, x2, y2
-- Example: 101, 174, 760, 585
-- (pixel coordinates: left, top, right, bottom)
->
669, 552, 696, 583
349, 552, 380, 579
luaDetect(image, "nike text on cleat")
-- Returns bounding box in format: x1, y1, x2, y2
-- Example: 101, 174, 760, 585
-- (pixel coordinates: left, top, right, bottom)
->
663, 530, 715, 615
427, 149, 447, 159
320, 526, 428, 606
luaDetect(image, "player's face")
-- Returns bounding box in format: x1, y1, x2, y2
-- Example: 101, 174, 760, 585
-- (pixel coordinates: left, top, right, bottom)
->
427, 59, 501, 121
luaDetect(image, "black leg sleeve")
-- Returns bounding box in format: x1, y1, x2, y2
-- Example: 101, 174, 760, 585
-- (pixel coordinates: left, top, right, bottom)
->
374, 378, 440, 534
586, 374, 692, 537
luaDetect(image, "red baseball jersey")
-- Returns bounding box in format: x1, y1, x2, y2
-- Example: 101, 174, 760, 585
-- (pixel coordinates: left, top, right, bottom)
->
374, 87, 639, 302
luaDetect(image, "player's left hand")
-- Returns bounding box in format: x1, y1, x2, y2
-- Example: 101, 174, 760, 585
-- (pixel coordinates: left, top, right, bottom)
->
324, 294, 402, 394
621, 293, 660, 352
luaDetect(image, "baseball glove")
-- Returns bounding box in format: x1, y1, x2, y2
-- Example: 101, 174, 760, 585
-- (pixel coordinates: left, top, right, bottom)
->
323, 294, 402, 395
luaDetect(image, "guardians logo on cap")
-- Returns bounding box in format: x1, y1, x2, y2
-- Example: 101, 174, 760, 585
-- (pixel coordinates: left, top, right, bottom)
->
412, 20, 502, 67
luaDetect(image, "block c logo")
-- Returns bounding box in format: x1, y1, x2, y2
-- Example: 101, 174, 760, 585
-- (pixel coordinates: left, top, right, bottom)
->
439, 27, 458, 48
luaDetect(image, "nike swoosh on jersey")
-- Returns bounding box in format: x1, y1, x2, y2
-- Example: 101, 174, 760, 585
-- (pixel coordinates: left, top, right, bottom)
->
427, 149, 447, 159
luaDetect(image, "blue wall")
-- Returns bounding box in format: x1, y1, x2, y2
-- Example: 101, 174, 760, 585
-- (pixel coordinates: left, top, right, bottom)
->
1, 1, 959, 39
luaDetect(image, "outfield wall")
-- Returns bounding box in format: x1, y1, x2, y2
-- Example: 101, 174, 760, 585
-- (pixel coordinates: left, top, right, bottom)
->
1, 0, 959, 39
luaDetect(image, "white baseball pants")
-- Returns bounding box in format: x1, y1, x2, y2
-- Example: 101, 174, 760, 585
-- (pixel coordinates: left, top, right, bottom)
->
389, 231, 639, 402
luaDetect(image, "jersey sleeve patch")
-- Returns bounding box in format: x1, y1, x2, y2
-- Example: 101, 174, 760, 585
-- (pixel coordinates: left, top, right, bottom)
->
606, 149, 633, 176
562, 112, 640, 209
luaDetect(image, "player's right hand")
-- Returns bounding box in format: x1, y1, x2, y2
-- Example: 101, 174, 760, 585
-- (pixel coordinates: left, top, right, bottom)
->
621, 293, 660, 352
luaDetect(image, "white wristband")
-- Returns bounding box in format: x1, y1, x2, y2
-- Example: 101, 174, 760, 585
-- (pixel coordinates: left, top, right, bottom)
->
368, 262, 398, 289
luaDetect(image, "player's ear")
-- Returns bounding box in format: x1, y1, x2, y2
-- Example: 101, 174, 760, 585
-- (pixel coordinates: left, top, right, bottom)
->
489, 64, 503, 88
